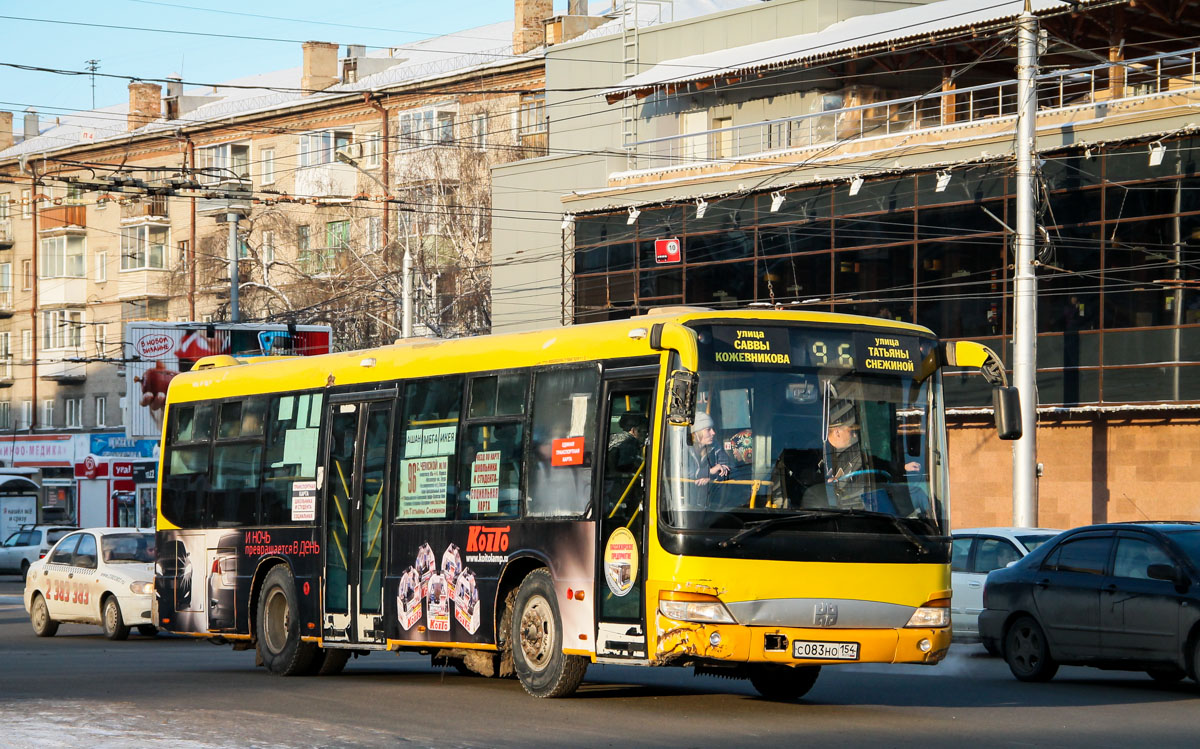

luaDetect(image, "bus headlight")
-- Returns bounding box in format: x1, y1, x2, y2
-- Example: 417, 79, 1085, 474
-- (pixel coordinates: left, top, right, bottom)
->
905, 598, 950, 628
658, 592, 736, 624
130, 581, 154, 596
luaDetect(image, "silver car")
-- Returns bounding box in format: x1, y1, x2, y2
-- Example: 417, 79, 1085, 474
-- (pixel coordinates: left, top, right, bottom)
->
0, 525, 78, 580
951, 527, 1061, 652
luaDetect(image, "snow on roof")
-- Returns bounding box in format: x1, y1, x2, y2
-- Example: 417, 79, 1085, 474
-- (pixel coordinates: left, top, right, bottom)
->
606, 0, 1089, 101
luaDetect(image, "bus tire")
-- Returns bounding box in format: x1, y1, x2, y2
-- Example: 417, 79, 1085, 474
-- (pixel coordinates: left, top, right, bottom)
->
748, 665, 820, 701
309, 648, 351, 676
30, 594, 58, 637
511, 569, 587, 698
256, 565, 316, 676
103, 596, 131, 641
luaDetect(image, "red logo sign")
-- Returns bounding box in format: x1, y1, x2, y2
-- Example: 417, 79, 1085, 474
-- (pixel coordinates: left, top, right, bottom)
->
467, 525, 510, 553
135, 333, 175, 360
113, 462, 133, 478
655, 238, 681, 264
551, 438, 584, 466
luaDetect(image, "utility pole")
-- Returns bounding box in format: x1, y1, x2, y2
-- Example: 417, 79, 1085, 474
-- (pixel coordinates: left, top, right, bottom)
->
227, 211, 242, 323
85, 60, 100, 109
1012, 5, 1040, 526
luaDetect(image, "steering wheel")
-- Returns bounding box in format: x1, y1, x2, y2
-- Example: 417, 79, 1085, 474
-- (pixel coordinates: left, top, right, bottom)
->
836, 468, 892, 483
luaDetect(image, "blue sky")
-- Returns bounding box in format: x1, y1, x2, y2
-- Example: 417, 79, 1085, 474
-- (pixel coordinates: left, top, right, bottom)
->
0, 0, 527, 127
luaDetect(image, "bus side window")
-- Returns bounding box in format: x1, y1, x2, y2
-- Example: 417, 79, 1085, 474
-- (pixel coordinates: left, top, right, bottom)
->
460, 372, 529, 520
211, 398, 263, 527
527, 367, 599, 518
396, 376, 463, 521
261, 393, 324, 525
162, 402, 215, 528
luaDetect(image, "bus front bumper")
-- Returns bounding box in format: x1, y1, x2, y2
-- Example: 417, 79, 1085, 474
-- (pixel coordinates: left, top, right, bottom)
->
654, 615, 951, 666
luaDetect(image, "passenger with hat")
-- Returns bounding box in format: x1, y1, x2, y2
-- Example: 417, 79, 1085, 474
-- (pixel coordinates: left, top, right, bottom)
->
811, 400, 897, 512
685, 412, 731, 505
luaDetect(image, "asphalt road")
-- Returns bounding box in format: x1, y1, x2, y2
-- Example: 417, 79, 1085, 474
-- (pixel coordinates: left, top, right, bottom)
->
1, 575, 1197, 748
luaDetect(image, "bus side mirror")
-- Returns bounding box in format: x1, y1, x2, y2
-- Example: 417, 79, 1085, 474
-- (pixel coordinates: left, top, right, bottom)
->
666, 370, 698, 427
993, 387, 1022, 440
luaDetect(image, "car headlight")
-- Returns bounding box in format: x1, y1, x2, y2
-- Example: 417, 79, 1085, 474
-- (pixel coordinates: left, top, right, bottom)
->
130, 581, 154, 595
905, 598, 950, 628
658, 592, 736, 624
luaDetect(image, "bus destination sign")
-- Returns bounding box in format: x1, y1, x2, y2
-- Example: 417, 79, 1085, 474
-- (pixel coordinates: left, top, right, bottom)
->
856, 333, 920, 374
711, 326, 792, 367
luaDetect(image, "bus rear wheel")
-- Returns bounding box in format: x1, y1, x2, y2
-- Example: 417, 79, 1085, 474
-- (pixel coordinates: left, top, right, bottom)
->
748, 665, 821, 701
511, 569, 587, 698
256, 565, 317, 676
307, 648, 351, 676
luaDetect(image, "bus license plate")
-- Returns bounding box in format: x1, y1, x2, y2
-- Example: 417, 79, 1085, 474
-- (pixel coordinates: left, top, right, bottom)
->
792, 640, 859, 660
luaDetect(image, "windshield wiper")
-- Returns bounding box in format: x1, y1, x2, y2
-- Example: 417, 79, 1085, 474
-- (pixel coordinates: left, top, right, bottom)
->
718, 508, 933, 555
719, 511, 833, 548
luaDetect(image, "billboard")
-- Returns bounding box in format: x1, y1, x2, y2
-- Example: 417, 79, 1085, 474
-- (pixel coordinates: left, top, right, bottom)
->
125, 322, 332, 439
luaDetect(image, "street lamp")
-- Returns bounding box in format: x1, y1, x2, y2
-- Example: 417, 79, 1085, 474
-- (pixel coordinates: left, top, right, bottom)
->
336, 150, 412, 339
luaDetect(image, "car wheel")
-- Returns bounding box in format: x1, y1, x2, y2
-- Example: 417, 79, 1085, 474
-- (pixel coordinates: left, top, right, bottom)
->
748, 664, 821, 701
1004, 615, 1058, 682
103, 596, 131, 641
1146, 667, 1185, 683
137, 624, 159, 637
30, 594, 58, 637
512, 569, 587, 698
256, 565, 316, 676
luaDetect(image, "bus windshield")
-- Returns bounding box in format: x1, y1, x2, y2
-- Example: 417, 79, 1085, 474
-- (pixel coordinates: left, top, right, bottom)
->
660, 323, 947, 555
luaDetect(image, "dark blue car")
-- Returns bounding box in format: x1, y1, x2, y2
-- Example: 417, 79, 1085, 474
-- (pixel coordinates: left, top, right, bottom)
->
979, 522, 1200, 684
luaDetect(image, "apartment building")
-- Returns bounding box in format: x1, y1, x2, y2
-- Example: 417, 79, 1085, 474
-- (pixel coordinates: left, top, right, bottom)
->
492, 0, 1200, 528
0, 0, 564, 523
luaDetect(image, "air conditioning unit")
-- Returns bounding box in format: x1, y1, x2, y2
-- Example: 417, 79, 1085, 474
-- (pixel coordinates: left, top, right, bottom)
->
335, 142, 364, 162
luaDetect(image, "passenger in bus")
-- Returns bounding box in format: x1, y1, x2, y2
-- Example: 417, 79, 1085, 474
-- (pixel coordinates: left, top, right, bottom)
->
607, 414, 648, 472
686, 413, 730, 506
529, 430, 588, 517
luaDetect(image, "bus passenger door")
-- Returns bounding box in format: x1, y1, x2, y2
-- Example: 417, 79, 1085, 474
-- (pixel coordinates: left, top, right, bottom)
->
323, 394, 394, 646
595, 379, 654, 660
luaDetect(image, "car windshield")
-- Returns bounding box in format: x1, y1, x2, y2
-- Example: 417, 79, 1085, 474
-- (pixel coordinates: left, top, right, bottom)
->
101, 533, 155, 563
660, 323, 947, 547
1165, 530, 1200, 564
1018, 534, 1058, 552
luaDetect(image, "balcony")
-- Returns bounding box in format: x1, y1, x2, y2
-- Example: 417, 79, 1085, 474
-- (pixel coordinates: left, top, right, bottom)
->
120, 195, 170, 222
620, 45, 1200, 179
0, 219, 12, 249
118, 269, 171, 301
0, 287, 13, 319
39, 356, 86, 383
39, 205, 86, 232
0, 355, 12, 387
38, 278, 87, 307
294, 163, 358, 203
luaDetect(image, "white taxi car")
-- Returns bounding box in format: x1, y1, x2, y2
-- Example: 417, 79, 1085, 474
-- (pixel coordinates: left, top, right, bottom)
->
24, 527, 158, 640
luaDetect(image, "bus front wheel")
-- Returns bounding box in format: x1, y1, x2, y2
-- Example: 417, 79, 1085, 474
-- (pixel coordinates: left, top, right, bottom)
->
748, 664, 821, 701
511, 569, 587, 698
256, 565, 317, 676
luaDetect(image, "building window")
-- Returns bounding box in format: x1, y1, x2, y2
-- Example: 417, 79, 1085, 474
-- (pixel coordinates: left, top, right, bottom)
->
326, 220, 350, 249
20, 400, 31, 430
298, 130, 352, 167
398, 109, 455, 148
262, 231, 276, 265
65, 398, 82, 429
197, 142, 250, 184
20, 330, 31, 361
65, 185, 85, 205
297, 225, 310, 252
41, 399, 53, 429
366, 217, 383, 252
42, 309, 83, 350
261, 147, 275, 185
518, 93, 546, 135
95, 323, 107, 358
95, 251, 107, 282
362, 131, 381, 168
0, 262, 10, 307
0, 402, 10, 430
0, 194, 9, 221
21, 189, 31, 219
121, 225, 169, 270
0, 332, 10, 378
122, 299, 169, 321
177, 239, 190, 271
95, 396, 107, 428
39, 236, 86, 278
21, 260, 31, 290
470, 114, 488, 149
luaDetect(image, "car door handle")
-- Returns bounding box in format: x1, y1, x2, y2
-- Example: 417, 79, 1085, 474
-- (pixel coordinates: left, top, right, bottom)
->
1103, 583, 1118, 592
968, 582, 983, 589
1036, 578, 1050, 588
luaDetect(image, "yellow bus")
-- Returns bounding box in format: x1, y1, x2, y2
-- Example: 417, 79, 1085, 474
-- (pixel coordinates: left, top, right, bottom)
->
153, 307, 1019, 699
